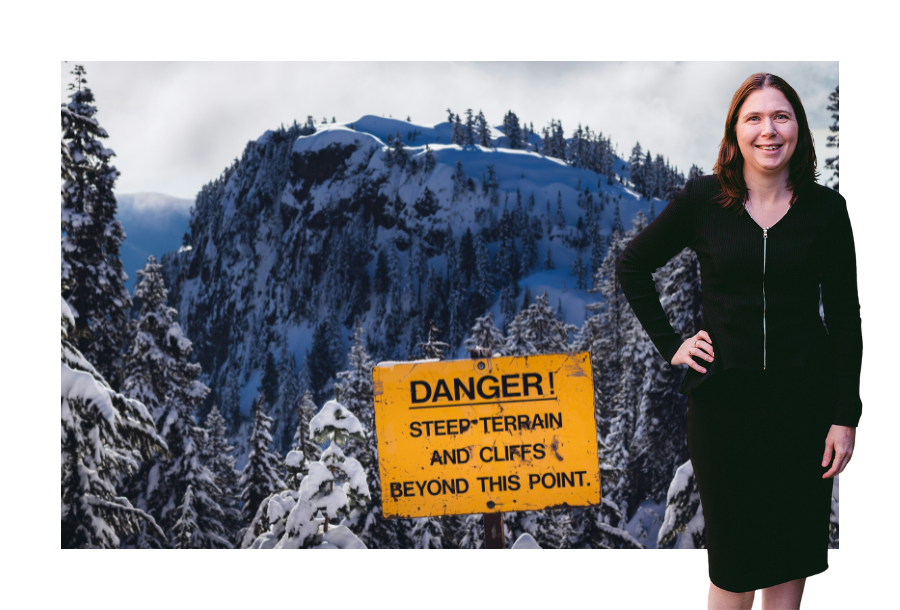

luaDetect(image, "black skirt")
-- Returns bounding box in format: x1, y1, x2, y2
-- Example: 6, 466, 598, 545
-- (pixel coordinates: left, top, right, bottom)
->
687, 367, 835, 593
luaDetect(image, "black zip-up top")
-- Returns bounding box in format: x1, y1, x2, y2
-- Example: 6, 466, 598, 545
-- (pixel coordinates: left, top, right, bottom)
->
616, 174, 863, 427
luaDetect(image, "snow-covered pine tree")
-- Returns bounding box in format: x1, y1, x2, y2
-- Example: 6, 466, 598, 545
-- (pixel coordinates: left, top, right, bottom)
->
172, 485, 199, 549
202, 405, 242, 540
520, 292, 576, 354
641, 151, 656, 200
657, 460, 705, 549
688, 164, 704, 180
474, 233, 494, 309
456, 513, 485, 549
452, 160, 467, 201
61, 64, 132, 389
486, 164, 500, 207
824, 84, 839, 191
503, 110, 522, 149
628, 142, 645, 196
571, 254, 587, 290
258, 351, 279, 419
278, 399, 370, 548
335, 320, 401, 548
476, 109, 492, 148
121, 256, 229, 548
239, 395, 287, 525
464, 311, 506, 357
452, 113, 466, 145
417, 319, 451, 360
392, 131, 408, 168
464, 109, 476, 146
274, 339, 301, 451
293, 390, 322, 464
504, 313, 537, 357
61, 296, 166, 548
555, 191, 566, 228
424, 144, 436, 173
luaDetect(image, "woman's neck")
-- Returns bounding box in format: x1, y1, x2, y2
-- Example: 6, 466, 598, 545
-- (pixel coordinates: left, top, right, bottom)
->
744, 167, 792, 208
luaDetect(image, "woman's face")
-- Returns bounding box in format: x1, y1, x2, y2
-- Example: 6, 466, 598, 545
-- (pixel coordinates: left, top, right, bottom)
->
735, 87, 799, 177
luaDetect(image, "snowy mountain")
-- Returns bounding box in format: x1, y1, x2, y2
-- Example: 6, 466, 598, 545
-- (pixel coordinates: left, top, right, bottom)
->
116, 192, 192, 291
162, 115, 667, 418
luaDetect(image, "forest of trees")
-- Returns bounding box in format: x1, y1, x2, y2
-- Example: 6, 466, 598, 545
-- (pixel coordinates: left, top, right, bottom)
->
61, 65, 838, 549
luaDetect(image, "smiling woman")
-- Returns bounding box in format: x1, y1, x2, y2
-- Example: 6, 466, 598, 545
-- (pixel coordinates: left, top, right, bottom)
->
616, 72, 862, 610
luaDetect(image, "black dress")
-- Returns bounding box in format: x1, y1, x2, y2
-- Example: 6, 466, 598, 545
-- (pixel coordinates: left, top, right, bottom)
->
615, 175, 861, 592
687, 366, 835, 592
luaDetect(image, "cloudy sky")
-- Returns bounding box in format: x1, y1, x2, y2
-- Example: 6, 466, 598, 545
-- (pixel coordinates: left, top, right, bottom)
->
60, 61, 838, 201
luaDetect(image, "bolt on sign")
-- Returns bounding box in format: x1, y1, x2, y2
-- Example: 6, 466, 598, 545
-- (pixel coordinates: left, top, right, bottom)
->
372, 351, 600, 519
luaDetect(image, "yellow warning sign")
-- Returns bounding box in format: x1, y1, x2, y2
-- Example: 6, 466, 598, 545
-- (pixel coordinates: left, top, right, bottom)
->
372, 352, 600, 519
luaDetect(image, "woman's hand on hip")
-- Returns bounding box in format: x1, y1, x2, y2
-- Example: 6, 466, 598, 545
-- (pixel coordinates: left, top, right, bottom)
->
671, 330, 714, 373
823, 425, 856, 479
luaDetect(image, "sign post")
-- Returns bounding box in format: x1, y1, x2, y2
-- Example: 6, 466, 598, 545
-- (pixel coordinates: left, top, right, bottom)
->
372, 350, 600, 547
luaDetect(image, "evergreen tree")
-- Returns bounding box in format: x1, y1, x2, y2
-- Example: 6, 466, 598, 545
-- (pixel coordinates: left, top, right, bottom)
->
122, 257, 229, 547
417, 319, 451, 360
464, 108, 476, 146
556, 191, 566, 228
279, 399, 370, 548
464, 311, 506, 356
503, 110, 523, 149
172, 485, 199, 549
335, 320, 402, 547
452, 160, 467, 201
239, 395, 287, 524
293, 391, 322, 462
61, 64, 132, 389
476, 109, 492, 148
824, 84, 839, 191
521, 284, 533, 311
643, 151, 656, 199
258, 352, 280, 412
657, 460, 705, 549
392, 130, 408, 169
274, 339, 302, 452
571, 253, 587, 289
628, 142, 645, 196
423, 144, 436, 173
688, 164, 704, 181
61, 296, 166, 548
202, 406, 242, 540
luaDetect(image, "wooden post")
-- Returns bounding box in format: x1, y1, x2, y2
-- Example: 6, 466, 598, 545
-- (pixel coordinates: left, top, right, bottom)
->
469, 345, 506, 549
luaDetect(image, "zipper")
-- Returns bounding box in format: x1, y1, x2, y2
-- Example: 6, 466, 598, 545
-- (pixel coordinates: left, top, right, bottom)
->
745, 198, 795, 371
762, 227, 767, 370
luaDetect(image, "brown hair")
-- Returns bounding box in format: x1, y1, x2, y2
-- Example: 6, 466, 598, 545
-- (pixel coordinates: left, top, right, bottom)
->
712, 73, 819, 213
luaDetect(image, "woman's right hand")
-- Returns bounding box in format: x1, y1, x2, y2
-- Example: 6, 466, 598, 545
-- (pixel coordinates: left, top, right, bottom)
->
671, 330, 715, 373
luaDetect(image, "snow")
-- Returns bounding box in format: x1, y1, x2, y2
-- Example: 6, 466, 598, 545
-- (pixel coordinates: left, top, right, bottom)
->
284, 450, 305, 468
309, 400, 364, 438
375, 358, 440, 367
511, 533, 541, 549
314, 524, 367, 549
61, 297, 75, 330
60, 361, 116, 425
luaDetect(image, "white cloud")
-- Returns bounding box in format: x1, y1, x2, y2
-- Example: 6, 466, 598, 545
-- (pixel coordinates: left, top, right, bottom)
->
61, 61, 838, 199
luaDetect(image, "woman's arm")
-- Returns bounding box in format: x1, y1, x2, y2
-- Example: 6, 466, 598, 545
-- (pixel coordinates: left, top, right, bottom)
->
821, 196, 863, 428
615, 181, 695, 365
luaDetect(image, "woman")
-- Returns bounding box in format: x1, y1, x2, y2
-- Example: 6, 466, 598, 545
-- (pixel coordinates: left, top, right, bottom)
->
616, 73, 862, 609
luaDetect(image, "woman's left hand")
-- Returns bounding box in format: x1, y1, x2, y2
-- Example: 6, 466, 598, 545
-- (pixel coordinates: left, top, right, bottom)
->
822, 425, 856, 479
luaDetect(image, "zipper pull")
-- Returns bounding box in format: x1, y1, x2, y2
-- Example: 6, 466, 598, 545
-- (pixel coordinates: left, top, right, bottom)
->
763, 228, 768, 238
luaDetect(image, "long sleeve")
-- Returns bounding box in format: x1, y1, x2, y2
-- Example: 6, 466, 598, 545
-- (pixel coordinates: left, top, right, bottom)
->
616, 181, 695, 365
821, 197, 863, 427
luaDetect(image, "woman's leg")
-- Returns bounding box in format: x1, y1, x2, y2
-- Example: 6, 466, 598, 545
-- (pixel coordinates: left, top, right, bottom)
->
761, 577, 806, 609
708, 582, 754, 609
